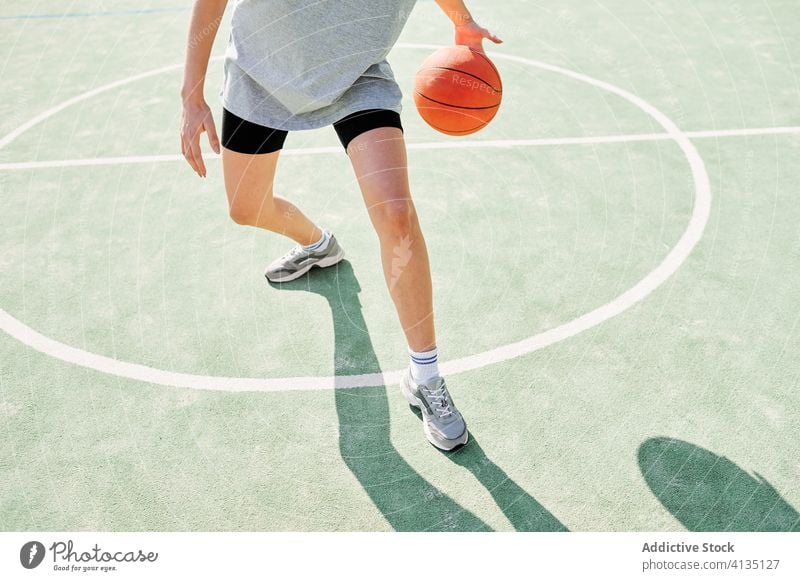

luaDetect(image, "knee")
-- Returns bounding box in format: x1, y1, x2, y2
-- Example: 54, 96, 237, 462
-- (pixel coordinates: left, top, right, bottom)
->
228, 202, 257, 226
228, 196, 274, 227
371, 198, 418, 237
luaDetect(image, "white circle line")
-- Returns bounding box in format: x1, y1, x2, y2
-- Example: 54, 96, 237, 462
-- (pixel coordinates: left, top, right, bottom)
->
2, 126, 798, 171
0, 45, 711, 392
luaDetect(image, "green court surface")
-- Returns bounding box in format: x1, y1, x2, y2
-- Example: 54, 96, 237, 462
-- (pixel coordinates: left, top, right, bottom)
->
1, 0, 799, 531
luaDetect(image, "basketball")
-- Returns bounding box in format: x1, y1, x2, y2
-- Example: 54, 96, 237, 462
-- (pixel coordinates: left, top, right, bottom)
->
413, 45, 503, 136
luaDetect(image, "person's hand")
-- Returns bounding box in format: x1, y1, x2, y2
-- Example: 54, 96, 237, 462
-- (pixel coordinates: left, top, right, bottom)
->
454, 19, 503, 53
180, 98, 220, 178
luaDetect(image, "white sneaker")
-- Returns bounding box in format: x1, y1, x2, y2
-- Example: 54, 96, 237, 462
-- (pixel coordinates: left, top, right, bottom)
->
265, 231, 345, 283
401, 369, 468, 451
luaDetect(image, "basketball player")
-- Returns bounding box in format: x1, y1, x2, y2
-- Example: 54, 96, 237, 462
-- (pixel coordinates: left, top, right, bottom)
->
180, 0, 501, 449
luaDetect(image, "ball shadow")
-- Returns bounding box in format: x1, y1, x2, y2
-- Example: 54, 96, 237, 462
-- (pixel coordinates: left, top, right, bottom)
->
638, 437, 799, 531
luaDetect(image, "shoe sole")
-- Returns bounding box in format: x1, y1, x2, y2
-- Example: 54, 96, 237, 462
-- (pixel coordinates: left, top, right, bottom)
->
400, 377, 469, 451
265, 247, 345, 283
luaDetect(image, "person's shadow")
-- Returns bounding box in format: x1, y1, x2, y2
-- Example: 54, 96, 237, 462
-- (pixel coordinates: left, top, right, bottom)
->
270, 260, 566, 531
638, 437, 800, 531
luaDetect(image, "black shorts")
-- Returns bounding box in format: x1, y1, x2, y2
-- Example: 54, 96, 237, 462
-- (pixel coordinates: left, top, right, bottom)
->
221, 108, 404, 155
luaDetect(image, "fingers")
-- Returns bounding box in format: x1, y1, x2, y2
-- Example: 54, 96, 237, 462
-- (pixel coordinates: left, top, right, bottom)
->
454, 22, 503, 53
181, 132, 197, 176
484, 29, 503, 44
205, 115, 221, 155
470, 29, 502, 53
189, 135, 207, 178
181, 129, 205, 178
181, 135, 194, 174
180, 106, 214, 178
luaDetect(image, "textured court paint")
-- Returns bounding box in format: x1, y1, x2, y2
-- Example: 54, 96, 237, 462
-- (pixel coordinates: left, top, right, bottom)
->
0, 7, 190, 21
1, 0, 799, 531
1, 126, 798, 171
0, 48, 711, 391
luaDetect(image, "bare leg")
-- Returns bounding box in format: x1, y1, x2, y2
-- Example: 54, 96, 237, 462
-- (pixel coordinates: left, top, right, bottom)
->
345, 128, 436, 353
222, 147, 322, 246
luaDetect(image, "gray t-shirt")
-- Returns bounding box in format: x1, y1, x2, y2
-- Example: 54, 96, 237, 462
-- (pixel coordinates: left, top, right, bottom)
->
220, 0, 417, 130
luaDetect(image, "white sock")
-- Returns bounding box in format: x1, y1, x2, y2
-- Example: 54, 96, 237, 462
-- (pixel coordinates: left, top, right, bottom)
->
302, 229, 330, 252
408, 346, 440, 383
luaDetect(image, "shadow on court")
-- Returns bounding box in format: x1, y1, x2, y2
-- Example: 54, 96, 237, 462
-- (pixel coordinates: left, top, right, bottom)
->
270, 260, 566, 531
638, 437, 800, 532
438, 430, 567, 532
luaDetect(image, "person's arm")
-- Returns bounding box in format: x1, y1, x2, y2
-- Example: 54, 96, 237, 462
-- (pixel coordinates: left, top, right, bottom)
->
180, 0, 228, 178
434, 0, 502, 52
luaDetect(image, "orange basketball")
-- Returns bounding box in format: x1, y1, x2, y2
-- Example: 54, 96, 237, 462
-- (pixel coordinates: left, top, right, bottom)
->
413, 46, 503, 136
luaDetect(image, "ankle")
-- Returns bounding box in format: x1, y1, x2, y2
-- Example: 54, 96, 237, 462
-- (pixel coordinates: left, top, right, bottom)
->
302, 229, 329, 251
409, 346, 439, 383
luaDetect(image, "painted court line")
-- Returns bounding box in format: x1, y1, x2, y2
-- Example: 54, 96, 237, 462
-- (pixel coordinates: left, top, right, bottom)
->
0, 126, 797, 171
0, 46, 712, 392
0, 7, 190, 21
